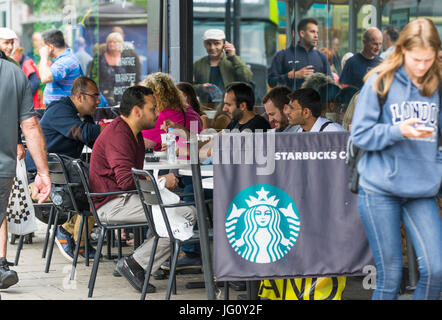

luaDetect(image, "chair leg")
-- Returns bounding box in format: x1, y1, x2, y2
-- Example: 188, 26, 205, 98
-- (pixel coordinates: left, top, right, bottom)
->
106, 230, 112, 259
45, 209, 59, 273
14, 235, 25, 266
84, 216, 89, 267
166, 241, 181, 300
42, 206, 54, 259
117, 228, 122, 259
71, 214, 85, 280
140, 237, 159, 300
88, 228, 105, 298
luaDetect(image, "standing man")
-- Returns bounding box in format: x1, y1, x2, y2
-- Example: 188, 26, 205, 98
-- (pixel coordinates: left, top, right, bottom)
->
380, 25, 399, 60
268, 18, 331, 90
262, 86, 299, 132
38, 29, 82, 106
0, 53, 51, 290
193, 29, 253, 103
223, 82, 271, 132
339, 27, 383, 89
284, 88, 345, 133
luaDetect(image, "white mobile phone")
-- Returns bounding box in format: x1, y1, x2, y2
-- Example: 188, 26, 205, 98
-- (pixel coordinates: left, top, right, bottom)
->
415, 126, 435, 132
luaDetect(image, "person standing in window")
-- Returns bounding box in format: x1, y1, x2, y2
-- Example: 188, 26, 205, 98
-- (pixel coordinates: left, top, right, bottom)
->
351, 18, 442, 300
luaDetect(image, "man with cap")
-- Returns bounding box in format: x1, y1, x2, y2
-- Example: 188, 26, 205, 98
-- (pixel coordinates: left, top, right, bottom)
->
0, 27, 19, 66
193, 29, 253, 103
0, 39, 52, 290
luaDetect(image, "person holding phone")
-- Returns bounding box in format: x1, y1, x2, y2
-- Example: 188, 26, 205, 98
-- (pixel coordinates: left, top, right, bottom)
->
351, 18, 442, 300
268, 18, 331, 90
193, 29, 253, 104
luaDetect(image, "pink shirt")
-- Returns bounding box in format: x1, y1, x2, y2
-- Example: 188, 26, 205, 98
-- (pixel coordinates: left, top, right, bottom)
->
142, 105, 202, 151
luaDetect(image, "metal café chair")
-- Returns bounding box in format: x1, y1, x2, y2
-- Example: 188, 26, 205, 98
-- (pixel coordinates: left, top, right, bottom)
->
132, 168, 212, 300
73, 159, 150, 298
43, 153, 91, 274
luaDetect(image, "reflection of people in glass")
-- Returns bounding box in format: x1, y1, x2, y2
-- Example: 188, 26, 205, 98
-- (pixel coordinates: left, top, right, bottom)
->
193, 29, 253, 104
91, 32, 140, 106
236, 205, 289, 263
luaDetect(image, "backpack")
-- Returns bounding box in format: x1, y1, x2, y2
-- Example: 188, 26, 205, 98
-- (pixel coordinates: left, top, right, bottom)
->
346, 80, 442, 194
50, 155, 90, 212
345, 81, 387, 194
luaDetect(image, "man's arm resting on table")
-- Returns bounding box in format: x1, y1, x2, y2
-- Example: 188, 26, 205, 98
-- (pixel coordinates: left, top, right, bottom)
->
21, 116, 51, 203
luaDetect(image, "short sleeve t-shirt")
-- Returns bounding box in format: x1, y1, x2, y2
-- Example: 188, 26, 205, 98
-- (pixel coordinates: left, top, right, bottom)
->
339, 53, 382, 89
43, 48, 82, 105
0, 59, 35, 177
225, 114, 271, 132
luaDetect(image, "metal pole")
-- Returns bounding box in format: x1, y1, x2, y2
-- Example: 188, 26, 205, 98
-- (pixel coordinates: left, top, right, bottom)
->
285, 0, 292, 49
405, 233, 418, 290
233, 0, 241, 55
189, 137, 216, 300
348, 0, 357, 53
225, 0, 232, 42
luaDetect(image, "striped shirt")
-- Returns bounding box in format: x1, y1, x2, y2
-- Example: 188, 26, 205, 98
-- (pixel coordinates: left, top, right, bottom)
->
43, 48, 82, 105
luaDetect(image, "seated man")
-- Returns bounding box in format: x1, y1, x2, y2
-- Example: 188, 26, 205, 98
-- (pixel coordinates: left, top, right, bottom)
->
26, 76, 103, 261
223, 82, 271, 132
284, 88, 345, 132
262, 86, 299, 132
89, 86, 196, 293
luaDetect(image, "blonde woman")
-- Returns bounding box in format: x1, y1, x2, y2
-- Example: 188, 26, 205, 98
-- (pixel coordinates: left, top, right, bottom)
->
142, 72, 202, 150
351, 18, 442, 300
91, 32, 140, 105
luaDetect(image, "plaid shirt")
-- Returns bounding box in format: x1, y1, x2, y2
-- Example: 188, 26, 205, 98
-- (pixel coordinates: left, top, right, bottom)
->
43, 48, 82, 105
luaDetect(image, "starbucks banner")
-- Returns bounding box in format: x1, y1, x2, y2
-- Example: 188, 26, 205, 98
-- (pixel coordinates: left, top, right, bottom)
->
212, 131, 374, 281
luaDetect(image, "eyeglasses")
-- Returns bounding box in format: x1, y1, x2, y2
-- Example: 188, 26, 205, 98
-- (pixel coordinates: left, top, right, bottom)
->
82, 92, 100, 99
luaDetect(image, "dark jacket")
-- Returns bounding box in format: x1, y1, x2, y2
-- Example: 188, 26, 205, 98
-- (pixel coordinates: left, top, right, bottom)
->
193, 53, 253, 98
268, 43, 331, 89
25, 96, 100, 171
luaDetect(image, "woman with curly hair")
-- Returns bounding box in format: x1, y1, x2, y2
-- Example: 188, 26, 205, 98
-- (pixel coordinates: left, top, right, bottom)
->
142, 73, 202, 150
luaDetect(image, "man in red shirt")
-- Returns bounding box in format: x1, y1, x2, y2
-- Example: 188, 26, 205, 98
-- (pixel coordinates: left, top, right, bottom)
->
89, 86, 195, 293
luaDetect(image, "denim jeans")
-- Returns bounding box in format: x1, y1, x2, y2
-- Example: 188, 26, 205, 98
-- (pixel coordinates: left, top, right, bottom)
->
358, 186, 442, 300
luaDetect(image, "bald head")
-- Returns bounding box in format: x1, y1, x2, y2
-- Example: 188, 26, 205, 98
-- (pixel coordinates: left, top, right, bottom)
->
362, 27, 383, 59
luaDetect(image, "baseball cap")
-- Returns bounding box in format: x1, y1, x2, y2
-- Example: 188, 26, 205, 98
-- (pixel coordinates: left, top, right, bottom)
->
202, 29, 226, 41
0, 28, 17, 40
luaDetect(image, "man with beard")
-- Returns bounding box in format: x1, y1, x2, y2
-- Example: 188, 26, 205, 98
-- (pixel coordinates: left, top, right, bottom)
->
223, 82, 271, 132
89, 86, 194, 293
268, 18, 331, 90
262, 86, 299, 132
284, 88, 345, 132
339, 27, 383, 89
193, 29, 253, 103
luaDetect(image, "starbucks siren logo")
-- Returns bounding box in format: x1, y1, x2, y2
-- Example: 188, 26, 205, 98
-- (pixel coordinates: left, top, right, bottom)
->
225, 185, 300, 263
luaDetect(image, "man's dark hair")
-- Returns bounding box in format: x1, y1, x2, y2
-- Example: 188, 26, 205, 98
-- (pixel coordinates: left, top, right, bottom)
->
71, 76, 97, 96
41, 29, 66, 49
120, 86, 154, 116
297, 18, 318, 35
384, 25, 399, 43
225, 82, 255, 111
288, 88, 322, 118
262, 86, 292, 112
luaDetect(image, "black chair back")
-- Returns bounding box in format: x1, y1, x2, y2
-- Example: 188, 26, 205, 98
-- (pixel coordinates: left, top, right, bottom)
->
72, 159, 104, 229
48, 153, 82, 214
131, 168, 178, 242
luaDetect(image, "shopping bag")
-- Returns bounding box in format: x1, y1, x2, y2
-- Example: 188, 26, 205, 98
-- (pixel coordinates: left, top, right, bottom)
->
150, 172, 195, 241
5, 159, 38, 235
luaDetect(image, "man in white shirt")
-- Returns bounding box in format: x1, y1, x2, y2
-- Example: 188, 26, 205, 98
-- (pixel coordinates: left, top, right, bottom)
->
284, 88, 345, 132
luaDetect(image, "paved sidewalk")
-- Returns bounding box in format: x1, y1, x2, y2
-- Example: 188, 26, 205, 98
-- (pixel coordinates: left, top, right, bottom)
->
0, 221, 209, 300
3, 221, 424, 301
